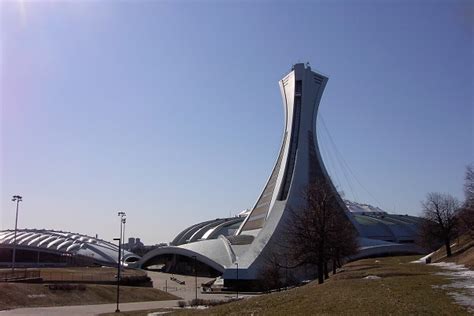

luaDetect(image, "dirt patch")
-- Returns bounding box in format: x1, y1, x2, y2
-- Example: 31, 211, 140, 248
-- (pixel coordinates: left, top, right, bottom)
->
0, 283, 179, 310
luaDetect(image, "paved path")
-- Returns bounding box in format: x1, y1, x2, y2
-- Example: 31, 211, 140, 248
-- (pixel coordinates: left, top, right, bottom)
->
146, 271, 238, 301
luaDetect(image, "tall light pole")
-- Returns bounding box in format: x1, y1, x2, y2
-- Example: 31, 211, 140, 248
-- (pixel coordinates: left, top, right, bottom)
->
115, 211, 126, 313
113, 237, 121, 313
11, 195, 22, 273
121, 217, 126, 265
117, 211, 126, 266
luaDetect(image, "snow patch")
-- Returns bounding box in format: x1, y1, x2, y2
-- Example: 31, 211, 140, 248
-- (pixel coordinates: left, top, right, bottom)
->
411, 252, 434, 264
431, 262, 474, 313
184, 305, 209, 310
345, 200, 386, 214
363, 275, 381, 280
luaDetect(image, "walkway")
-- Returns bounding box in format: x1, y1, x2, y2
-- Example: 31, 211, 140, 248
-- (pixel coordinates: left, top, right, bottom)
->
146, 270, 238, 301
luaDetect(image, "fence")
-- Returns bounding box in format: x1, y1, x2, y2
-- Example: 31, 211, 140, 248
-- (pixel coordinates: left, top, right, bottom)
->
38, 270, 147, 284
0, 268, 149, 286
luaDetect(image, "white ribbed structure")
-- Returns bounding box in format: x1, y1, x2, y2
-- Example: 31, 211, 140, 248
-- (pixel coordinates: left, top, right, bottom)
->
0, 229, 140, 266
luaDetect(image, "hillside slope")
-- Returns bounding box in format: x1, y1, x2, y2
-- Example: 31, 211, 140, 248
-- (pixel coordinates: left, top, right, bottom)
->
173, 256, 470, 315
432, 234, 474, 269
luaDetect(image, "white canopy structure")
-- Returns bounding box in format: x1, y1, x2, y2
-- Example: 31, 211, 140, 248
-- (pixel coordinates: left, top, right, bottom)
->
0, 229, 140, 267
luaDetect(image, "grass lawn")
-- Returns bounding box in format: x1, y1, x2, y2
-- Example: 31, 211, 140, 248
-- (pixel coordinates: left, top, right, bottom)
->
0, 283, 179, 310
172, 255, 470, 315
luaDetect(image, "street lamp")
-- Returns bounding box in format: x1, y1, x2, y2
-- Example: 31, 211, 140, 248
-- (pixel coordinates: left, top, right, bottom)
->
121, 218, 126, 265
117, 211, 126, 265
115, 211, 126, 313
235, 262, 239, 299
11, 195, 22, 273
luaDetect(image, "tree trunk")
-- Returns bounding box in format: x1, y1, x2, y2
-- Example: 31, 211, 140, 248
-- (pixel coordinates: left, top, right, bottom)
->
324, 261, 329, 279
317, 259, 324, 284
332, 259, 337, 275
445, 238, 452, 257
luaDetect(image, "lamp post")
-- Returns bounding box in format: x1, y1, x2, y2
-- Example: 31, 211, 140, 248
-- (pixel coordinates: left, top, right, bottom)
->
121, 218, 126, 264
117, 212, 126, 265
11, 195, 22, 273
192, 255, 198, 301
113, 237, 121, 313
115, 211, 126, 313
235, 262, 239, 299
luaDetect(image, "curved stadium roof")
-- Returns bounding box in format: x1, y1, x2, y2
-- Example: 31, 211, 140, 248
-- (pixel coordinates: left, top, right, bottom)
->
170, 201, 421, 247
0, 229, 140, 266
138, 201, 424, 273
171, 217, 245, 246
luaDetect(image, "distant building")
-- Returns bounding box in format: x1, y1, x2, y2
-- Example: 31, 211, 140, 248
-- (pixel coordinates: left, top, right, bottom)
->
124, 237, 167, 257
124, 237, 144, 251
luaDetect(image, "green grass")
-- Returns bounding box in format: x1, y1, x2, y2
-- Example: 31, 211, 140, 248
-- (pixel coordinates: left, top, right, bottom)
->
172, 256, 470, 315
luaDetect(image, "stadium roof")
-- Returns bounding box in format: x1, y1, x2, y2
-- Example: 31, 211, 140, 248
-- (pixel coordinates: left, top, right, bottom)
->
0, 229, 140, 266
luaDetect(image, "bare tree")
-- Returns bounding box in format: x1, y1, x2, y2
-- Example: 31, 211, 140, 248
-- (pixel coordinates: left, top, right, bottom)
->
420, 192, 461, 257
284, 180, 358, 284
458, 164, 474, 238
258, 251, 284, 291
327, 212, 358, 274
464, 164, 474, 207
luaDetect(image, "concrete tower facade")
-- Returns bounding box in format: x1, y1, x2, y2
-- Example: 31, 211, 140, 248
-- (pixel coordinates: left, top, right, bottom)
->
221, 63, 337, 283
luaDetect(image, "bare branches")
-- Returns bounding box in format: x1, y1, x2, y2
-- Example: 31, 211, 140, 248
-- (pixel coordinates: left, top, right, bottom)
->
464, 164, 474, 208
282, 179, 357, 284
459, 164, 474, 238
420, 192, 461, 257
258, 179, 357, 289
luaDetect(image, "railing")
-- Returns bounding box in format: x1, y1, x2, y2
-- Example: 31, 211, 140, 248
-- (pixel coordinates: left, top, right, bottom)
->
0, 268, 148, 285
39, 270, 145, 283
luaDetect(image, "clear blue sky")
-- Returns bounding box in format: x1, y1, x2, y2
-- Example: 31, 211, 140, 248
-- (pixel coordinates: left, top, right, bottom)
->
1, 0, 472, 244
